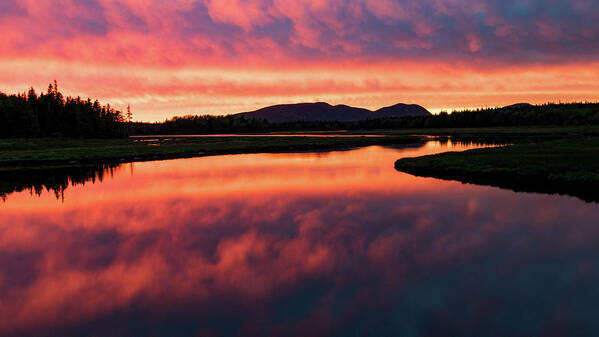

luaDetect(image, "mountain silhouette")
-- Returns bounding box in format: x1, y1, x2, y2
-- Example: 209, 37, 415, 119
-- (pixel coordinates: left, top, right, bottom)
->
234, 102, 430, 123
503, 103, 533, 109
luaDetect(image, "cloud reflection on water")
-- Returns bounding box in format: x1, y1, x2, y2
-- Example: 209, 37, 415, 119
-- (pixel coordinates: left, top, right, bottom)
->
1, 142, 599, 337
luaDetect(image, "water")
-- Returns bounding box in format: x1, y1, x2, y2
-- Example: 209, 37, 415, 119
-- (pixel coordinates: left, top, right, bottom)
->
131, 133, 386, 138
2, 141, 599, 337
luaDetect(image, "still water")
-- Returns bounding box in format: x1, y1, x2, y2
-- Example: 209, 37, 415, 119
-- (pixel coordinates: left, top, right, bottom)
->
1, 141, 599, 337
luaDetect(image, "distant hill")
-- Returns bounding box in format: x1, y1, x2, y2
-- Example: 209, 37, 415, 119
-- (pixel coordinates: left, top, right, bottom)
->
234, 102, 430, 123
371, 103, 431, 119
503, 103, 533, 109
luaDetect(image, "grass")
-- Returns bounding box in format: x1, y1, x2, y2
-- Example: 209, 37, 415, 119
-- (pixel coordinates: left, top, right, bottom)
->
2, 125, 598, 170
3, 126, 599, 201
0, 135, 419, 171
395, 136, 599, 202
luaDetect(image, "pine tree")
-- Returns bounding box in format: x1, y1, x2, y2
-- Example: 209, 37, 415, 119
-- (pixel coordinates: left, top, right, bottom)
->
126, 104, 132, 122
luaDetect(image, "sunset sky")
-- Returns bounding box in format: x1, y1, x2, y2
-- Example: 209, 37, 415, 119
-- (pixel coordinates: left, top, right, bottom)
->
1, 0, 598, 121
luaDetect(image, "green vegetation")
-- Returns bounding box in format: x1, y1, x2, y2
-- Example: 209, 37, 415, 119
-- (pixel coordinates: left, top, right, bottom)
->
6, 125, 596, 169
3, 125, 599, 171
0, 135, 418, 171
3, 126, 599, 202
0, 135, 421, 199
395, 137, 599, 202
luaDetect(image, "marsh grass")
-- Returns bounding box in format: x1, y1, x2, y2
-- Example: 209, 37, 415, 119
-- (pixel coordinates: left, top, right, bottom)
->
395, 136, 599, 202
0, 135, 419, 170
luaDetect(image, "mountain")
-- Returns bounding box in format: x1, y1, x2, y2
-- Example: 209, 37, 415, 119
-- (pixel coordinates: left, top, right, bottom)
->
234, 102, 430, 123
503, 103, 533, 109
371, 103, 431, 119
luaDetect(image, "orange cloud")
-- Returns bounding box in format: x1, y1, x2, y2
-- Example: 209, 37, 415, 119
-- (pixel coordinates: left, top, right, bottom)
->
0, 0, 598, 120
2, 59, 598, 121
2, 145, 599, 336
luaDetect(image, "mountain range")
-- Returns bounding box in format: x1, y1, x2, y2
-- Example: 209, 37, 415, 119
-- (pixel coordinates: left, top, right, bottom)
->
234, 102, 431, 123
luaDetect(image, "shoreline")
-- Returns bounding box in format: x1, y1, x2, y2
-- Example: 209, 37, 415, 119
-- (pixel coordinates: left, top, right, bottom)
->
395, 137, 599, 202
0, 135, 422, 172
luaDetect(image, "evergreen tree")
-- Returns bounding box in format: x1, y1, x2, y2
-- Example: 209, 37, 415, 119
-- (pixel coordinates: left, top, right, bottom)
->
0, 82, 126, 138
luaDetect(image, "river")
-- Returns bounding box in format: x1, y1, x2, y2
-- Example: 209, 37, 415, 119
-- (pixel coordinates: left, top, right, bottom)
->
1, 140, 598, 337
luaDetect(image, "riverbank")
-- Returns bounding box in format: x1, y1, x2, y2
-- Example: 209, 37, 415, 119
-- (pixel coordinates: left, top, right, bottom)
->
395, 137, 599, 202
0, 135, 420, 171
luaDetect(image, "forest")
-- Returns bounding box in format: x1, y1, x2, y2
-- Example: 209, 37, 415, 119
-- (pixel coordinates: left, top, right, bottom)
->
128, 114, 271, 134
132, 102, 599, 135
0, 82, 127, 138
2, 84, 599, 138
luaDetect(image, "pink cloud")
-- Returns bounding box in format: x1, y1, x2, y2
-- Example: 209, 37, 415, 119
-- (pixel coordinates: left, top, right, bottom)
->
2, 145, 599, 335
0, 0, 598, 119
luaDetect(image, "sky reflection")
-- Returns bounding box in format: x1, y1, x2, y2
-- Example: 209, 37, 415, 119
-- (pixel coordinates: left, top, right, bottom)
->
2, 142, 599, 337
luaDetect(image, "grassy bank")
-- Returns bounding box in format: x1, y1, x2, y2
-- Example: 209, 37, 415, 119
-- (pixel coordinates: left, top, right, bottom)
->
3, 125, 598, 170
395, 137, 599, 202
0, 135, 419, 171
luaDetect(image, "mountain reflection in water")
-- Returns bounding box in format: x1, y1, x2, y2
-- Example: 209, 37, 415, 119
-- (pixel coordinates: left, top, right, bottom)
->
1, 141, 599, 337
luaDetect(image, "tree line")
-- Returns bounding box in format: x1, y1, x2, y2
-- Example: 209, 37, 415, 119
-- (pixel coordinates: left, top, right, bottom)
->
2, 83, 599, 138
0, 82, 126, 138
132, 102, 599, 135
128, 114, 271, 135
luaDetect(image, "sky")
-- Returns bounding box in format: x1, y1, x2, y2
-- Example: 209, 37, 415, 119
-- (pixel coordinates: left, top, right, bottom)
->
1, 0, 598, 121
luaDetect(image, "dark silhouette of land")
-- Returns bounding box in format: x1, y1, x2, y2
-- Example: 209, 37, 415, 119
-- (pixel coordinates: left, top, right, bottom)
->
0, 139, 427, 201
3, 83, 599, 202
2, 83, 599, 137
233, 102, 431, 123
0, 82, 126, 138
395, 137, 599, 203
503, 103, 533, 109
0, 136, 422, 172
130, 102, 599, 135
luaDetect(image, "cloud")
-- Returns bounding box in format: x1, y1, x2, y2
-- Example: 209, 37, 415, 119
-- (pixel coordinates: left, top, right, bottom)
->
0, 1, 27, 20
2, 58, 598, 121
2, 170, 599, 336
0, 0, 598, 119
0, 0, 597, 65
